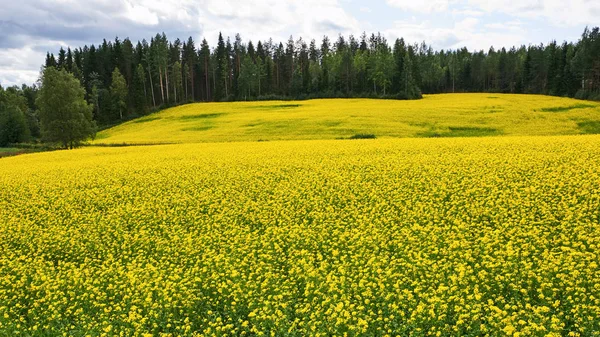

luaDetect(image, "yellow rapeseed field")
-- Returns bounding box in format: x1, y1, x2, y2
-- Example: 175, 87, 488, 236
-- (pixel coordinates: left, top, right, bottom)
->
1, 135, 599, 336
94, 94, 600, 144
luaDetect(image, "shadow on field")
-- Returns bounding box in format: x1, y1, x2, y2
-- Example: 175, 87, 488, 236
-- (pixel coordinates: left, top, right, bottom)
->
419, 126, 502, 138
539, 104, 596, 112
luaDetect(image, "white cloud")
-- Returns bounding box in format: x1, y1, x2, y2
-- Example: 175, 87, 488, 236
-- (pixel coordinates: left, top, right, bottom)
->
451, 8, 485, 17
485, 21, 524, 32
0, 0, 360, 86
198, 0, 360, 43
384, 17, 527, 51
387, 0, 600, 27
386, 0, 451, 13
467, 0, 600, 26
123, 2, 160, 26
0, 44, 46, 87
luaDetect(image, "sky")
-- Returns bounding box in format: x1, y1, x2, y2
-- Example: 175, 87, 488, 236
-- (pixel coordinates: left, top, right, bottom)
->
0, 0, 598, 87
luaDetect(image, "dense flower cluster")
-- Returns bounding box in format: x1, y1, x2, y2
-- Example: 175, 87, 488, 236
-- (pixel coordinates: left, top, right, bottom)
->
94, 94, 600, 144
1, 135, 599, 336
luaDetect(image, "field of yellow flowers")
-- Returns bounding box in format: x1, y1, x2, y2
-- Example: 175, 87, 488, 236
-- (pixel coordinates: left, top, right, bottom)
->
1, 135, 599, 336
94, 94, 600, 145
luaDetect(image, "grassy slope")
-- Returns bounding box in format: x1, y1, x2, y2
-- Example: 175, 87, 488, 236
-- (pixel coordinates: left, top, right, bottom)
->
94, 93, 600, 144
0, 148, 32, 158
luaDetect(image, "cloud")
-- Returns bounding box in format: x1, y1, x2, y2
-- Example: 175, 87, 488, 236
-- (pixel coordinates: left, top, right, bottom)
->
386, 0, 451, 13
451, 8, 485, 17
387, 0, 600, 27
484, 21, 524, 32
475, 0, 600, 26
197, 0, 360, 43
0, 0, 359, 86
123, 2, 160, 26
384, 17, 527, 51
0, 44, 47, 87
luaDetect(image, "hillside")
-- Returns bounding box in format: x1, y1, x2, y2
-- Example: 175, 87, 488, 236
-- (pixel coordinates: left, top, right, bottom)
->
94, 94, 600, 144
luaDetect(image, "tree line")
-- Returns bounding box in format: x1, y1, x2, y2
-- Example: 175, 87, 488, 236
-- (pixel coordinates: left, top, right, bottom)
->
1, 27, 599, 147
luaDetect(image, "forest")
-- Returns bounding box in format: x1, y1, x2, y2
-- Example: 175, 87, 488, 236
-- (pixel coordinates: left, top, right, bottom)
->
1, 26, 599, 145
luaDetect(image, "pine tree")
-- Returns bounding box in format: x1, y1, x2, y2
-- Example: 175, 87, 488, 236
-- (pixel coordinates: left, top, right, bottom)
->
183, 37, 196, 101
66, 48, 73, 72
57, 48, 67, 70
199, 39, 210, 101
45, 53, 57, 68
215, 33, 227, 101
132, 64, 147, 114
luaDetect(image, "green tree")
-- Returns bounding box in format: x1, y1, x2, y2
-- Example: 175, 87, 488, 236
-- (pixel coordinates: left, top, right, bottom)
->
0, 103, 30, 146
36, 67, 96, 149
88, 72, 102, 120
110, 68, 128, 119
132, 64, 147, 113
370, 44, 394, 95
57, 47, 66, 70
0, 86, 37, 142
215, 33, 227, 101
172, 61, 183, 104
199, 39, 211, 101
402, 53, 420, 98
238, 54, 257, 99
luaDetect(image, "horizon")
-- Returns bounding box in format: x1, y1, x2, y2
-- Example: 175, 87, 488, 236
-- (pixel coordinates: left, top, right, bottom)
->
1, 0, 598, 87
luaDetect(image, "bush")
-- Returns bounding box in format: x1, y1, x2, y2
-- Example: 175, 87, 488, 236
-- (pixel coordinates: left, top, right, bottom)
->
589, 92, 600, 101
574, 89, 589, 100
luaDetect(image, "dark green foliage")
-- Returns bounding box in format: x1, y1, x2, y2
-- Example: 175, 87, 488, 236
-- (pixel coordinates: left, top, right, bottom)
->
0, 103, 30, 146
348, 133, 376, 139
132, 64, 147, 114
0, 85, 36, 145
179, 113, 225, 120
214, 33, 227, 101
37, 67, 96, 148
132, 116, 161, 124
420, 126, 501, 138
24, 110, 40, 138
246, 104, 302, 110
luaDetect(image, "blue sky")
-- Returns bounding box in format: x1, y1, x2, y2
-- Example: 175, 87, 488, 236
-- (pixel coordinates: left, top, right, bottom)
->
0, 0, 597, 86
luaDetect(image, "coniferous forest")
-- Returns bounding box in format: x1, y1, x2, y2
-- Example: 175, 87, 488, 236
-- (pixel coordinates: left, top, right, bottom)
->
1, 27, 600, 142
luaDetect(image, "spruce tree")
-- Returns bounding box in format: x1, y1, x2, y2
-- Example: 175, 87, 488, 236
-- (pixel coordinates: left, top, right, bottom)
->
215, 33, 227, 101
133, 64, 147, 113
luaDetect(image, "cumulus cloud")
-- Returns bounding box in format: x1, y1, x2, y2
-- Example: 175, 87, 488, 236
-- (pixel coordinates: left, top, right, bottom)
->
384, 17, 528, 51
468, 0, 600, 26
386, 0, 451, 13
0, 0, 360, 86
386, 0, 600, 27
